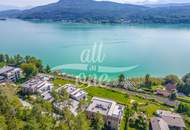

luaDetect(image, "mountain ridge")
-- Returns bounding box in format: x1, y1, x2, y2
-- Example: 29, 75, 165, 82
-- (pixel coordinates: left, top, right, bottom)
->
1, 0, 190, 24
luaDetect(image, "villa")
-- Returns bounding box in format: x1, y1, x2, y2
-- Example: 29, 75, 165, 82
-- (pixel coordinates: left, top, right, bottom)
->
150, 110, 186, 130
53, 99, 79, 116
22, 74, 54, 101
0, 66, 22, 83
86, 97, 125, 130
53, 84, 88, 116
63, 84, 87, 101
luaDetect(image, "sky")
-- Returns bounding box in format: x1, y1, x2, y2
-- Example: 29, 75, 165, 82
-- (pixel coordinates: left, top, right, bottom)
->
1, 0, 190, 8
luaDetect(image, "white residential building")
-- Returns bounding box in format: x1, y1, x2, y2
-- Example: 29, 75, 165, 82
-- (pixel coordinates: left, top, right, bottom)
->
0, 66, 22, 82
86, 97, 124, 130
22, 74, 54, 101
53, 99, 79, 116
64, 84, 87, 101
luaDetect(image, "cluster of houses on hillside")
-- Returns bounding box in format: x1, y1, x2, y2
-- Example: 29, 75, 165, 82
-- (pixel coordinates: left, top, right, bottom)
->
53, 84, 125, 130
0, 66, 187, 130
0, 66, 22, 83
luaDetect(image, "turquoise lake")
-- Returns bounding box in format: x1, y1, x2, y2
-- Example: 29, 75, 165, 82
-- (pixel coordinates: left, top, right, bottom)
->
1, 19, 190, 79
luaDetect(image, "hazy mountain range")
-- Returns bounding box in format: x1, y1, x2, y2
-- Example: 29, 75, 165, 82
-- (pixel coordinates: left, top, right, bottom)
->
1, 0, 190, 24
0, 5, 20, 11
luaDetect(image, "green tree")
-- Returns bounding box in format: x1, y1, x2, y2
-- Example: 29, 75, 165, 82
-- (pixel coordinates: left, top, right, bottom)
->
42, 101, 53, 113
177, 102, 190, 116
21, 63, 37, 78
63, 108, 75, 130
164, 74, 180, 85
0, 116, 7, 130
118, 74, 125, 87
14, 54, 24, 66
129, 113, 147, 130
52, 89, 69, 103
92, 112, 105, 130
23, 119, 40, 130
24, 56, 44, 72
45, 65, 51, 73
144, 74, 152, 87
56, 123, 70, 130
169, 90, 177, 100
74, 112, 90, 130
135, 114, 147, 130
0, 54, 5, 63
178, 73, 190, 96
4, 54, 10, 64
131, 101, 138, 111
7, 117, 24, 130
38, 114, 54, 130
77, 99, 87, 112
124, 107, 133, 130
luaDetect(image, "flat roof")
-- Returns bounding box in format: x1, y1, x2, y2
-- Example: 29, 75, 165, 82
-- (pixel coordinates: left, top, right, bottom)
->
22, 78, 46, 89
72, 89, 87, 97
87, 97, 124, 118
22, 74, 52, 89
150, 117, 169, 130
53, 98, 79, 116
0, 66, 14, 74
64, 84, 77, 94
157, 110, 181, 118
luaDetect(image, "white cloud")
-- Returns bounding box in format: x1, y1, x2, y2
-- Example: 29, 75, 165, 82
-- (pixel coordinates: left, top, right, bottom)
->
0, 0, 190, 8
0, 0, 58, 7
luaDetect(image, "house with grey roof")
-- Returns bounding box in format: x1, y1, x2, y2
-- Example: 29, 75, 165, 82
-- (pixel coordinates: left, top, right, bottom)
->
150, 117, 169, 130
0, 66, 22, 83
150, 110, 186, 130
86, 97, 124, 130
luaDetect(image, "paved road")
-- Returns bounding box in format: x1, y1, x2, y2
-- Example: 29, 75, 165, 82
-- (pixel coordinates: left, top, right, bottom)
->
124, 89, 179, 106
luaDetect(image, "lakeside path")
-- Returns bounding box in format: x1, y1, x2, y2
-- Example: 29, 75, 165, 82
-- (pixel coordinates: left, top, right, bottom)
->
56, 76, 179, 107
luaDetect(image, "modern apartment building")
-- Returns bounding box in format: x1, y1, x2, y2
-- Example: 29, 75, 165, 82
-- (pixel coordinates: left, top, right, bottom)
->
0, 66, 22, 82
86, 97, 124, 130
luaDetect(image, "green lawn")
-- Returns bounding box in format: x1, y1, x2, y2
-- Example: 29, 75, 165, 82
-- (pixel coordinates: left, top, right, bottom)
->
52, 78, 88, 89
85, 86, 170, 118
151, 85, 165, 90
85, 86, 130, 105
178, 96, 190, 103
53, 78, 170, 117
52, 78, 77, 88
139, 103, 168, 118
0, 62, 5, 68
52, 78, 171, 130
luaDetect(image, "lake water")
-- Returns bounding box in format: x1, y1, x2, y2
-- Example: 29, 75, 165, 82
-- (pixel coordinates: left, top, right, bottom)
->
1, 19, 190, 79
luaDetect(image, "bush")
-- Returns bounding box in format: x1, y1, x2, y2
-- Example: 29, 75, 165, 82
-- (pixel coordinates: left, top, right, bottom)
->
177, 102, 190, 116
